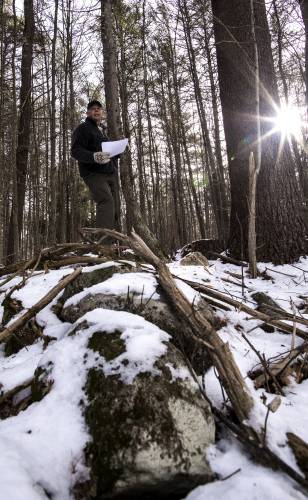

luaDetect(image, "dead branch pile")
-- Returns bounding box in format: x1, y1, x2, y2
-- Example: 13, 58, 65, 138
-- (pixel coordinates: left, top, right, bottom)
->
0, 242, 121, 280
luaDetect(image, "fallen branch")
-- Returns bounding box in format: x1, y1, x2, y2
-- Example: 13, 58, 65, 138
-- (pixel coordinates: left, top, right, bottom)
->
208, 251, 248, 267
0, 243, 110, 278
250, 342, 308, 389
262, 303, 308, 328
240, 331, 284, 395
0, 267, 82, 343
265, 267, 297, 278
44, 256, 109, 269
221, 277, 250, 289
0, 255, 38, 288
101, 228, 254, 424
178, 278, 308, 340
225, 271, 245, 280
287, 433, 308, 479
1, 252, 44, 301
251, 292, 308, 330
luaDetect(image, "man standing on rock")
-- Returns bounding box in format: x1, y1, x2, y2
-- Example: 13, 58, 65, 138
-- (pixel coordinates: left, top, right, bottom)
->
71, 100, 120, 241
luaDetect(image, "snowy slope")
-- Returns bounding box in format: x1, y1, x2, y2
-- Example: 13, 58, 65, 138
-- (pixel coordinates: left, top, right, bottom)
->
0, 255, 307, 499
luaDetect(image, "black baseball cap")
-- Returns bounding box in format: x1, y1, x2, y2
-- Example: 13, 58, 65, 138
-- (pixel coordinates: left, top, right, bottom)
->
87, 100, 103, 110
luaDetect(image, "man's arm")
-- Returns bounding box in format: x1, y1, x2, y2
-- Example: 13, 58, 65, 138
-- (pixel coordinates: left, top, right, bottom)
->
71, 125, 95, 164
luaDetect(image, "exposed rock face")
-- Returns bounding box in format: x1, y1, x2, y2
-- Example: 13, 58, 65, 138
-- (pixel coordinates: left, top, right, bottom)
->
180, 239, 222, 259
55, 263, 136, 312
180, 252, 209, 267
61, 291, 213, 375
71, 314, 215, 499
14, 262, 216, 500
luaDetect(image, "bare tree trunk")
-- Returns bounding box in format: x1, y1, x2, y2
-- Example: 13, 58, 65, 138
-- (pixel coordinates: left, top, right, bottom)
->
248, 153, 257, 277
100, 0, 165, 258
68, 17, 79, 243
7, 0, 34, 263
299, 0, 308, 114
135, 89, 146, 219
0, 0, 5, 262
211, 0, 305, 263
248, 0, 261, 278
272, 0, 308, 201
179, 0, 229, 246
165, 63, 188, 246
48, 0, 59, 244
8, 0, 19, 261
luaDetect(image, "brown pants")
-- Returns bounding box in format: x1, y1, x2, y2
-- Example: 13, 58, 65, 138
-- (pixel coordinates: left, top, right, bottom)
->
83, 171, 120, 240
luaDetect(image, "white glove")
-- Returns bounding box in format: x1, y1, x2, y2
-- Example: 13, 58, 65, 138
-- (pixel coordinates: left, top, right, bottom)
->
93, 151, 110, 164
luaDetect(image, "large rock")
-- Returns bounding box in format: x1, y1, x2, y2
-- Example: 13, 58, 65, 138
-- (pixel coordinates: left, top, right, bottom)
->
54, 262, 136, 313
70, 310, 215, 499
180, 252, 209, 267
180, 239, 223, 259
61, 287, 214, 375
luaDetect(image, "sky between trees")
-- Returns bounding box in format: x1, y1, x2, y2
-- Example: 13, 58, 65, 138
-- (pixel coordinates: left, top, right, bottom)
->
0, 0, 307, 265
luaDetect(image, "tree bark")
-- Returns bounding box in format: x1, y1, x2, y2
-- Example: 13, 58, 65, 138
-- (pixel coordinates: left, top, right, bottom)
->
179, 0, 229, 246
297, 0, 308, 203
100, 0, 165, 259
299, 0, 308, 113
211, 0, 305, 263
6, 0, 34, 262
47, 0, 59, 244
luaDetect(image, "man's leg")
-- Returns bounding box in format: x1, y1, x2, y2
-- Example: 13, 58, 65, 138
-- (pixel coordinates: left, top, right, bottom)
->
109, 171, 121, 231
83, 173, 115, 232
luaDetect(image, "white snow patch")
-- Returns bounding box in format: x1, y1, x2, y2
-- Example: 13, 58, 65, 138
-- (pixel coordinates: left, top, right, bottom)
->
0, 330, 92, 500
166, 363, 197, 387
0, 342, 44, 394
186, 439, 306, 500
63, 271, 160, 307
73, 308, 170, 384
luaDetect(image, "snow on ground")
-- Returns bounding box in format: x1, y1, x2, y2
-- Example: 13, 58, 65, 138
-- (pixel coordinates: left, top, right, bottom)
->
0, 254, 308, 499
0, 305, 173, 499
0, 341, 44, 393
186, 439, 307, 500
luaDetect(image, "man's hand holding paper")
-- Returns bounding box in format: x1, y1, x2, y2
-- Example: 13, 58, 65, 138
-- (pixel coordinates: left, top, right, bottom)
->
101, 138, 129, 158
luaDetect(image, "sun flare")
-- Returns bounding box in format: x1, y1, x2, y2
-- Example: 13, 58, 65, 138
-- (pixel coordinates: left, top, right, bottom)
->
272, 104, 303, 139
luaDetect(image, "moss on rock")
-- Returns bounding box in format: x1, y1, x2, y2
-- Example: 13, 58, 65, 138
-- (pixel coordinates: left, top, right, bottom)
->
63, 293, 212, 376
77, 330, 215, 500
88, 330, 125, 361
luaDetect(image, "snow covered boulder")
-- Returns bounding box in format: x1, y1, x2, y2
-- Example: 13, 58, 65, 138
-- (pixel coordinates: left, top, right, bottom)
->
60, 271, 214, 375
180, 252, 209, 267
54, 262, 137, 314
73, 310, 215, 499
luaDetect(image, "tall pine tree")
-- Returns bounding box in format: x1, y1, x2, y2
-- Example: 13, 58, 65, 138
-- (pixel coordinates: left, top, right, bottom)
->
211, 0, 305, 263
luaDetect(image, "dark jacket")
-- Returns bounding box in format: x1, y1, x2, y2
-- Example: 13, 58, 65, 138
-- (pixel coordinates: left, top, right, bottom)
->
71, 117, 117, 177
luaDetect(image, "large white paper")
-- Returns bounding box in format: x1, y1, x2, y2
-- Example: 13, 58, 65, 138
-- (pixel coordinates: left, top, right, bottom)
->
101, 138, 128, 158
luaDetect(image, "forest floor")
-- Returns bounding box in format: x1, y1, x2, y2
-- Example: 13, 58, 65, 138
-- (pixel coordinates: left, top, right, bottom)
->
0, 249, 307, 499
